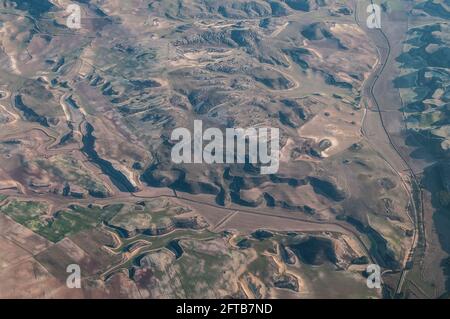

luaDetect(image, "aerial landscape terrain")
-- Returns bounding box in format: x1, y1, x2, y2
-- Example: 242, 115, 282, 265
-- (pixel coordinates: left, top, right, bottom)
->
0, 0, 449, 299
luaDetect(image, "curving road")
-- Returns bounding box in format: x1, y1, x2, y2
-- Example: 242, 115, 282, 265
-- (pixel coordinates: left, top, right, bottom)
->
354, 0, 425, 295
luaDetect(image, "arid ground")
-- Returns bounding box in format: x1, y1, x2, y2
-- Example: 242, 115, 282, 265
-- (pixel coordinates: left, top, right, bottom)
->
0, 0, 448, 299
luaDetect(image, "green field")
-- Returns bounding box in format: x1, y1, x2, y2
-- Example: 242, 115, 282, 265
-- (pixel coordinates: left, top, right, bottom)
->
0, 199, 123, 242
